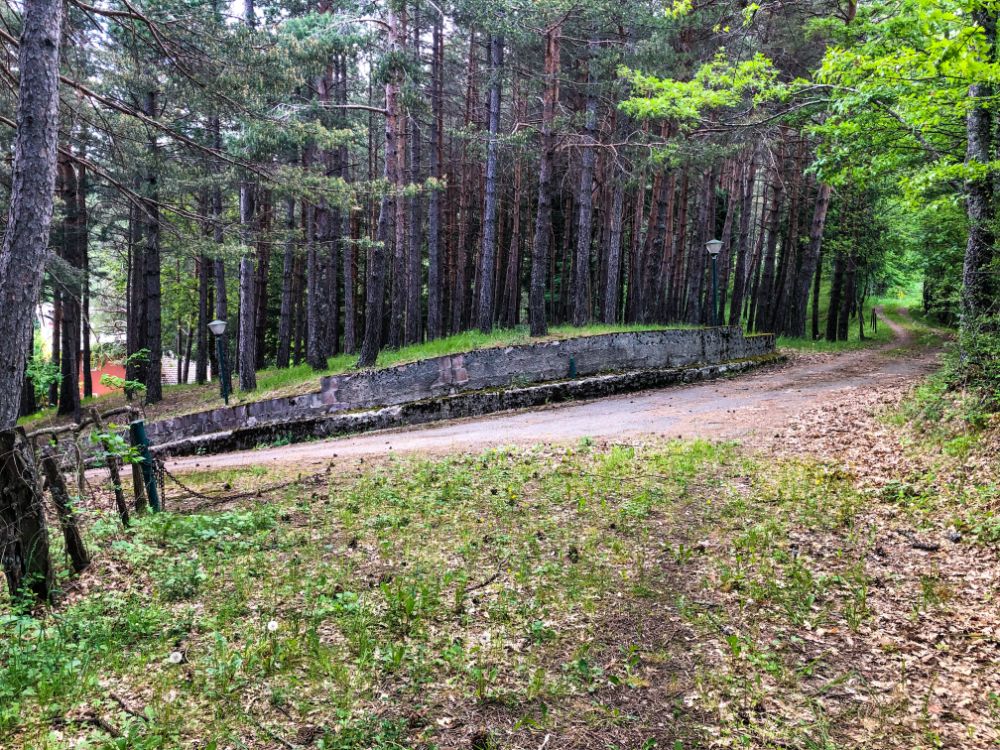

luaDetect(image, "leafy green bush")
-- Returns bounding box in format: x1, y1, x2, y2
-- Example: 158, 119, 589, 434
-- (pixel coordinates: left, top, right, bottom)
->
908, 322, 1000, 429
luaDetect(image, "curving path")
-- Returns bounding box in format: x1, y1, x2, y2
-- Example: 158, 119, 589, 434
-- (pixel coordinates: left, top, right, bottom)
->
167, 312, 939, 472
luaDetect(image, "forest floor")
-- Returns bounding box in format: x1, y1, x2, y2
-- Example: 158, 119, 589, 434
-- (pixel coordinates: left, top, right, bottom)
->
4, 307, 999, 750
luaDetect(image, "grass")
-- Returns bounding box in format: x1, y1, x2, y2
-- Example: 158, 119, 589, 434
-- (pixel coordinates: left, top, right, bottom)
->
18, 322, 680, 431
0, 439, 906, 749
776, 297, 895, 353
6, 385, 1000, 750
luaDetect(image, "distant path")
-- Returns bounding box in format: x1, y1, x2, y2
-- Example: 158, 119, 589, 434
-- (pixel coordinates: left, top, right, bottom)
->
168, 311, 939, 472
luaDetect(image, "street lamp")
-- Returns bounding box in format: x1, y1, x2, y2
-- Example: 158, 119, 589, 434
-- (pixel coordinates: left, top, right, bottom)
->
705, 239, 723, 327
208, 319, 231, 405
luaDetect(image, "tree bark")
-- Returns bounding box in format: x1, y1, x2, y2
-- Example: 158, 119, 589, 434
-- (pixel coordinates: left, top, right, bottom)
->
389, 6, 409, 349
837, 254, 856, 341
572, 38, 599, 327
753, 163, 784, 332
238, 183, 258, 391
528, 24, 561, 337
426, 14, 445, 340
406, 18, 423, 345
826, 250, 846, 342
962, 5, 998, 327
787, 183, 832, 338
729, 156, 757, 327
476, 34, 504, 332
502, 122, 525, 328
0, 0, 62, 427
143, 90, 163, 404
57, 155, 82, 420
39, 444, 89, 574
78, 161, 91, 400
359, 6, 403, 367
196, 251, 211, 383
1, 430, 52, 605
276, 197, 296, 368
602, 173, 626, 323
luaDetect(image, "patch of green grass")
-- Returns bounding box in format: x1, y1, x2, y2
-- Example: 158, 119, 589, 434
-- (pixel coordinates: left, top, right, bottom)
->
1, 440, 734, 748
7, 435, 983, 748
777, 306, 894, 352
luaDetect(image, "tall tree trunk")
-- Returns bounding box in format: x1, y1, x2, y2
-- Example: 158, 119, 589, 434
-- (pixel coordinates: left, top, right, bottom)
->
196, 249, 211, 384
452, 32, 478, 334
389, 6, 409, 349
838, 254, 856, 341
685, 170, 713, 325
276, 197, 296, 368
238, 183, 258, 390
78, 161, 92, 400
963, 5, 998, 328
426, 14, 444, 340
476, 34, 504, 332
753, 162, 784, 332
729, 156, 757, 327
788, 183, 832, 338
572, 38, 599, 327
359, 7, 403, 367
406, 17, 423, 345
57, 154, 82, 420
528, 24, 561, 337
0, 430, 52, 604
0, 0, 62, 427
19, 341, 36, 418
717, 164, 738, 324
602, 173, 626, 323
811, 244, 823, 340
210, 116, 230, 387
342, 202, 357, 354
770, 143, 805, 333
126, 181, 146, 394
305, 201, 319, 370
253, 190, 272, 368
826, 251, 846, 342
502, 129, 525, 327
143, 90, 163, 404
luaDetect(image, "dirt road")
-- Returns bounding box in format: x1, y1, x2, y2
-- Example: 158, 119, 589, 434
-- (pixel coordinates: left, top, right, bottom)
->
167, 314, 938, 473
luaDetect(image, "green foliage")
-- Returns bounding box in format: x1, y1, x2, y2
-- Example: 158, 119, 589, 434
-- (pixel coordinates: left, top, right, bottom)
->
907, 323, 1000, 429
26, 356, 60, 404
620, 53, 784, 124
99, 373, 147, 397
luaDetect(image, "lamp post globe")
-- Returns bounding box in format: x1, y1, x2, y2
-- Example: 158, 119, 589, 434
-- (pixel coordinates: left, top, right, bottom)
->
208, 319, 230, 405
705, 240, 723, 326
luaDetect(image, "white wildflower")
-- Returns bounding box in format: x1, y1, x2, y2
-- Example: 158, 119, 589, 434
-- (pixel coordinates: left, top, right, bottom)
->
168, 651, 183, 664
267, 619, 279, 633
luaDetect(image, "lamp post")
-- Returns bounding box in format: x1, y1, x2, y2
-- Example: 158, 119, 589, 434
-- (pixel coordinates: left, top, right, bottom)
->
208, 319, 230, 405
705, 239, 723, 327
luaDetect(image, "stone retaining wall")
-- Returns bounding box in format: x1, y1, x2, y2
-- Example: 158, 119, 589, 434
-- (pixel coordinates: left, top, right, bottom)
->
152, 353, 783, 459
147, 327, 774, 443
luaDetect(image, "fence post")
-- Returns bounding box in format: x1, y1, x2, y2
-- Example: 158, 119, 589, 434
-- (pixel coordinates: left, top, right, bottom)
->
38, 443, 90, 574
129, 420, 160, 512
90, 409, 130, 527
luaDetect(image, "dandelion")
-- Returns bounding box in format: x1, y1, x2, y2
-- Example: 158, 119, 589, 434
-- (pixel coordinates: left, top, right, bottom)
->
168, 651, 183, 664
267, 619, 279, 633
